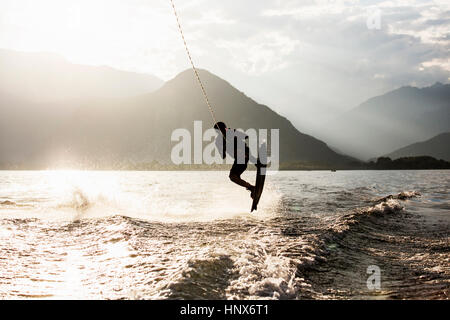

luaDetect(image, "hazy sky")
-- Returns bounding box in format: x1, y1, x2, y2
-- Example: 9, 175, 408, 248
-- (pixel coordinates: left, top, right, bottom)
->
0, 0, 449, 130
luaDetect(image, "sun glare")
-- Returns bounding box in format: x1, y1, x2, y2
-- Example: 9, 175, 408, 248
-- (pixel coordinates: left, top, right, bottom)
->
2, 0, 175, 75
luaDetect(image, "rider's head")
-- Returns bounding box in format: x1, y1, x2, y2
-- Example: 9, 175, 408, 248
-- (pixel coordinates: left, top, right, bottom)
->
213, 121, 227, 135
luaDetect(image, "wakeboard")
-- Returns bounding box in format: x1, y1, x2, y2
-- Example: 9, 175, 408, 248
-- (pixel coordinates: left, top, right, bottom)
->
251, 143, 267, 212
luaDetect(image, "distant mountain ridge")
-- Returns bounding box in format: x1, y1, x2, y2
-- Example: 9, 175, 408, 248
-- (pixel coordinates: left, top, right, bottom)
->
0, 48, 163, 102
385, 132, 450, 161
318, 82, 450, 160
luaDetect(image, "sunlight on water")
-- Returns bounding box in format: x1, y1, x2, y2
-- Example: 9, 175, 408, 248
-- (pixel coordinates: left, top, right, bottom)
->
0, 170, 448, 299
0, 170, 281, 222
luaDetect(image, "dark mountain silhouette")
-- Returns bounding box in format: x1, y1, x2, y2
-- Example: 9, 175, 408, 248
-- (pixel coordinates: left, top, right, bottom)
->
0, 48, 163, 102
0, 65, 355, 168
384, 132, 450, 161
317, 82, 450, 160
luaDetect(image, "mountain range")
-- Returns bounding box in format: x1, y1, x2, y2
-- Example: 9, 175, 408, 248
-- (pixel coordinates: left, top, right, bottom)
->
0, 49, 354, 169
1, 49, 448, 169
316, 82, 450, 160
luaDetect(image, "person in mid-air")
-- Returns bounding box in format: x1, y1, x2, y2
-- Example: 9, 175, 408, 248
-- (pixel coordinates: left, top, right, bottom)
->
214, 122, 255, 198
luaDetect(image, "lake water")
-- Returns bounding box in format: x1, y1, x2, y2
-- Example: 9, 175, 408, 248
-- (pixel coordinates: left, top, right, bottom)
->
0, 170, 448, 299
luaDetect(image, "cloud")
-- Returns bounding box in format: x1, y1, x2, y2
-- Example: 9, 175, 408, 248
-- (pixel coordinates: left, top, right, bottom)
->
422, 58, 450, 72
216, 32, 300, 75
